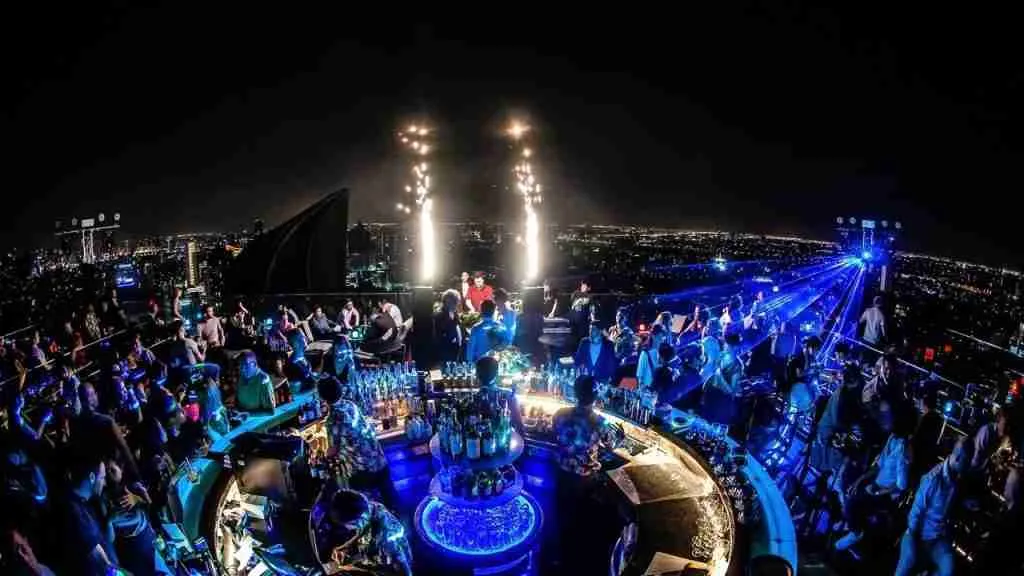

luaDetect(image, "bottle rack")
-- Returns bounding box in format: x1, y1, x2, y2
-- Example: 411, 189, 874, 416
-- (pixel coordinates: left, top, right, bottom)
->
428, 429, 524, 472
428, 466, 524, 509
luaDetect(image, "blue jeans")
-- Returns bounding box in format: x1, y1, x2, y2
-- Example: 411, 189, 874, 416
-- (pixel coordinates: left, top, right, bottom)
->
895, 532, 954, 576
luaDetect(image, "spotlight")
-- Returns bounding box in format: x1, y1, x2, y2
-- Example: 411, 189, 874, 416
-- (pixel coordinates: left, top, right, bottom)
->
772, 285, 780, 293
862, 250, 873, 261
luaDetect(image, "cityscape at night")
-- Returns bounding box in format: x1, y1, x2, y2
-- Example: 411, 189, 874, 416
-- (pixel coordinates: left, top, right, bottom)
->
4, 4, 1023, 576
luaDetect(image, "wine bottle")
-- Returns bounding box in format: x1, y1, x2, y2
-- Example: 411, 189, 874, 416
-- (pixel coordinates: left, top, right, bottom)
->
466, 423, 481, 460
482, 422, 496, 456
480, 471, 493, 497
449, 416, 463, 458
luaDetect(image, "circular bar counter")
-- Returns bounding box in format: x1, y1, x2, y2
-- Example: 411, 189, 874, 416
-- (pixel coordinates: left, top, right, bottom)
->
168, 391, 797, 575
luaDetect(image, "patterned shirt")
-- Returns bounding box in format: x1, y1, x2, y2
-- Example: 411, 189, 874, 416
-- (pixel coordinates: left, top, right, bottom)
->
552, 406, 624, 476
327, 400, 387, 474
611, 326, 637, 363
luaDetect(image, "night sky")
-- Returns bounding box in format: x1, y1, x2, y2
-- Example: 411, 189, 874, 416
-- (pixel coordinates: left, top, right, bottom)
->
6, 4, 1023, 266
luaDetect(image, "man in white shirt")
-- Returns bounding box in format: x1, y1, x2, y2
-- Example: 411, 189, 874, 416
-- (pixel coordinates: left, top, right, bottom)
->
381, 298, 404, 328
460, 271, 473, 312
198, 305, 226, 350
860, 295, 886, 346
339, 299, 360, 330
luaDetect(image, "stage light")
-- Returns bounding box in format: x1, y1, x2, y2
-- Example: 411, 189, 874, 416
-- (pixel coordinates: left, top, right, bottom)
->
772, 285, 780, 293
862, 250, 873, 261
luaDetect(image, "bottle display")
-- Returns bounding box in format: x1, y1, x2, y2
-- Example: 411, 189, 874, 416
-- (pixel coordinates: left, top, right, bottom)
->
345, 362, 420, 433
433, 395, 516, 462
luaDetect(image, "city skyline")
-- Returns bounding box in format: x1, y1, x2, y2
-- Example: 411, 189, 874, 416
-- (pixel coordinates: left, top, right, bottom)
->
7, 5, 1023, 267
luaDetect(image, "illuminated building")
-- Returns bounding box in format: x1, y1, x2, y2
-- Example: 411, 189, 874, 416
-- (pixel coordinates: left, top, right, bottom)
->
187, 240, 199, 287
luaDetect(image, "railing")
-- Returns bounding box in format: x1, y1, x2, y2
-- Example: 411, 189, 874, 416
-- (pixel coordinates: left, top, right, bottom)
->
1, 328, 132, 392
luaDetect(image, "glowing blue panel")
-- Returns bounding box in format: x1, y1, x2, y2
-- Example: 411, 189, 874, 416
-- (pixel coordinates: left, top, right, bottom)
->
416, 493, 542, 557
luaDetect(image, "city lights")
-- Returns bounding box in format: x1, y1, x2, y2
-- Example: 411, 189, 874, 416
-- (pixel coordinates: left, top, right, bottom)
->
507, 120, 542, 282
397, 123, 436, 283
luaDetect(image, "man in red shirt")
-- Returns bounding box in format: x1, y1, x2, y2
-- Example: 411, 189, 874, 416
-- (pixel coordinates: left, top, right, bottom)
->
466, 273, 494, 313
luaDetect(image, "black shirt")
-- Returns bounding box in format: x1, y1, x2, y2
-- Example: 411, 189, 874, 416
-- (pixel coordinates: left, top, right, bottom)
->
61, 492, 119, 575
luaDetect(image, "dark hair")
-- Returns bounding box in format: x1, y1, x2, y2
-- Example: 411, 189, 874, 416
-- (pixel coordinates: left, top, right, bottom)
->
658, 342, 676, 362
724, 332, 741, 347
476, 356, 499, 385
480, 299, 496, 317
67, 449, 103, 485
892, 400, 917, 437
317, 376, 343, 405
494, 288, 509, 301
835, 342, 851, 356
650, 323, 667, 337
873, 295, 883, 307
574, 375, 596, 406
842, 364, 862, 386
920, 388, 939, 410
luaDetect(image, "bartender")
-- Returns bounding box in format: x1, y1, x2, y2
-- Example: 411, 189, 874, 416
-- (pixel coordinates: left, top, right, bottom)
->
311, 487, 412, 576
552, 375, 624, 477
551, 375, 625, 573
236, 351, 276, 412
317, 377, 391, 503
474, 356, 523, 433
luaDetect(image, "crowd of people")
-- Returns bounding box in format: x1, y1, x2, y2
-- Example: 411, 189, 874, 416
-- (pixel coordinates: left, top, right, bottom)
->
2, 264, 1022, 574
425, 272, 1022, 574
0, 282, 413, 575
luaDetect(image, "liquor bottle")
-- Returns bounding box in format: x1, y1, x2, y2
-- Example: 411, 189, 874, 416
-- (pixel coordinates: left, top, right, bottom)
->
452, 469, 464, 498
449, 416, 463, 459
482, 422, 496, 456
492, 470, 504, 495
465, 423, 481, 460
498, 402, 512, 452
470, 473, 480, 499
480, 471, 493, 497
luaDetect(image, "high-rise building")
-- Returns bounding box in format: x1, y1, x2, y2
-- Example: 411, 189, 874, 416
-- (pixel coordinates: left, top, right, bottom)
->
187, 240, 199, 286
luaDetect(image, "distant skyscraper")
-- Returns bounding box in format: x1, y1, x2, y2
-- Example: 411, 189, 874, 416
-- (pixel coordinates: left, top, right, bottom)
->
186, 240, 199, 286
253, 217, 265, 236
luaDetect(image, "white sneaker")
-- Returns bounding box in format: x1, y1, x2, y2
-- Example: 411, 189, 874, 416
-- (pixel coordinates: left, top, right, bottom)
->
834, 531, 863, 551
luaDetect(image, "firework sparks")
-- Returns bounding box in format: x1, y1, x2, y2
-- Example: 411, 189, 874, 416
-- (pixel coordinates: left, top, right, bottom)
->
508, 121, 542, 282
397, 124, 436, 283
